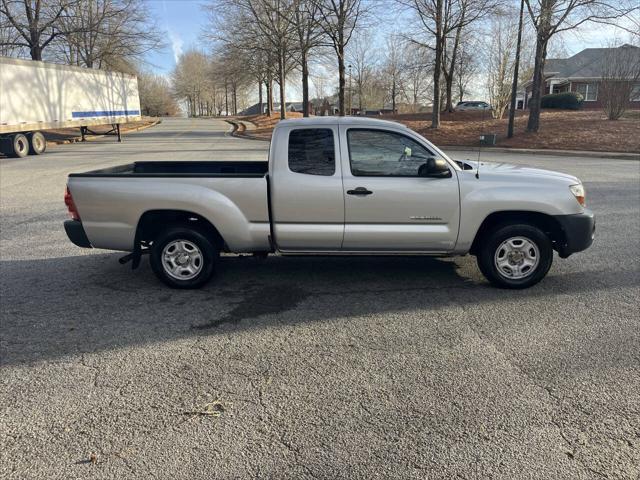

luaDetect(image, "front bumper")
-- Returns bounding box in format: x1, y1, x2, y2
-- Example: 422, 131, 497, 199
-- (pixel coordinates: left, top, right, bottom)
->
64, 220, 92, 248
553, 209, 595, 258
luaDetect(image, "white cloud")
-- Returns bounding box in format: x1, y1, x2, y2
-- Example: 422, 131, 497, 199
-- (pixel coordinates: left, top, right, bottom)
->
168, 30, 184, 64
162, 0, 183, 64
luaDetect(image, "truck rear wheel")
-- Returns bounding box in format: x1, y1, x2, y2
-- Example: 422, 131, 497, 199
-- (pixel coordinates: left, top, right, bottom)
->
477, 224, 553, 289
150, 227, 218, 289
28, 131, 47, 155
7, 133, 29, 158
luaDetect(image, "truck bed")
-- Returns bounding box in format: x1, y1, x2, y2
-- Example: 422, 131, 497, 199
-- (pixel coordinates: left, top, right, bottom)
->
67, 160, 271, 252
69, 161, 269, 178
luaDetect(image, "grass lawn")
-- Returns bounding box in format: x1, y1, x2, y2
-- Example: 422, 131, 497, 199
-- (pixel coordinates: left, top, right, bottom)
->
239, 110, 640, 153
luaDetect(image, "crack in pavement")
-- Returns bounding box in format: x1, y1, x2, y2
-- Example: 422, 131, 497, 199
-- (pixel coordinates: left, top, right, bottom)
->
458, 300, 612, 479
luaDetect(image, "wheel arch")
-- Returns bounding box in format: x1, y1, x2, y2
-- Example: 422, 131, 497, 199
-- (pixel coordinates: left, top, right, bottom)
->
469, 210, 566, 256
136, 209, 225, 251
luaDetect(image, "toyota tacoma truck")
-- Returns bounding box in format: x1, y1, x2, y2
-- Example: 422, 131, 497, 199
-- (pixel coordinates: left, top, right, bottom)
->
64, 117, 594, 289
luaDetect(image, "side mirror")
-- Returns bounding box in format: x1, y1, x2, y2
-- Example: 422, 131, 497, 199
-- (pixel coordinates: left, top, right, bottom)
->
419, 158, 451, 178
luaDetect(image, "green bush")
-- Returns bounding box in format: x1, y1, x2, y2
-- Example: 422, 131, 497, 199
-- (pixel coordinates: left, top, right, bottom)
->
540, 92, 584, 109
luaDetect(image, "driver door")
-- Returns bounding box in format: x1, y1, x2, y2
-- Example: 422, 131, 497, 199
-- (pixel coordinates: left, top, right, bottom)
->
340, 127, 460, 252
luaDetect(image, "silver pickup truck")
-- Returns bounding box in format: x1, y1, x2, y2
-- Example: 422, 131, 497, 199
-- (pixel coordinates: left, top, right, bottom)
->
64, 117, 594, 289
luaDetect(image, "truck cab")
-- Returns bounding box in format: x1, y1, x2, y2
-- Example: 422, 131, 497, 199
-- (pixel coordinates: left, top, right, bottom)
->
269, 117, 460, 252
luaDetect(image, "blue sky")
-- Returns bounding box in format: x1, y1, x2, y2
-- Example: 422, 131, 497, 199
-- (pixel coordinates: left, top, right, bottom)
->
146, 0, 206, 75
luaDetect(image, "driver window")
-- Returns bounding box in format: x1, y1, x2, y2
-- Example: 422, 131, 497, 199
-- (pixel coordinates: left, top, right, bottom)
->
347, 129, 436, 177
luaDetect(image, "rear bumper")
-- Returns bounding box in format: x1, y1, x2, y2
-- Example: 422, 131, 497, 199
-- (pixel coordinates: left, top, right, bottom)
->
64, 220, 92, 248
553, 210, 595, 257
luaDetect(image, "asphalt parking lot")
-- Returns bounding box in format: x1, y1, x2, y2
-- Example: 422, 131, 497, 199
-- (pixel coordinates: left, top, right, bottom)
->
1, 118, 639, 479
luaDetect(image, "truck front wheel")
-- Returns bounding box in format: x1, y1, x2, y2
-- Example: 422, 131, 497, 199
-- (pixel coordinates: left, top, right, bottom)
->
477, 224, 553, 289
150, 227, 218, 289
28, 131, 47, 155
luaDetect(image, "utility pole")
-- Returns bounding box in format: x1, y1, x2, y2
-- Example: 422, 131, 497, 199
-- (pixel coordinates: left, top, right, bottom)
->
348, 64, 353, 115
508, 0, 525, 138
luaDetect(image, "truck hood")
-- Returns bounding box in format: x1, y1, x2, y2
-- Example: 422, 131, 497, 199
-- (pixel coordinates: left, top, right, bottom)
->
457, 160, 580, 184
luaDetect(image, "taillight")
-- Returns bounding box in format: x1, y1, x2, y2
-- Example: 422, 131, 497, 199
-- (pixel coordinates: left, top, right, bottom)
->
64, 186, 80, 221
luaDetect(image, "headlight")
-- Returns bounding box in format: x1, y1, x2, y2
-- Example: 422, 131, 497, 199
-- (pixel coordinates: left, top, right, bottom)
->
570, 184, 586, 207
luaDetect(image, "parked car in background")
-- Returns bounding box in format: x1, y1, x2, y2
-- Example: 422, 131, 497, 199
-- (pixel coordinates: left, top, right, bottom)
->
455, 101, 492, 111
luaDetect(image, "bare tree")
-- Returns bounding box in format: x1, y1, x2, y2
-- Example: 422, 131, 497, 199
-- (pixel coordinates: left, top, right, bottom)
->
293, 0, 324, 116
454, 32, 478, 103
347, 29, 378, 113
56, 0, 163, 69
399, 0, 496, 127
383, 34, 404, 113
0, 0, 80, 60
248, 0, 297, 119
403, 42, 433, 111
599, 44, 640, 120
524, 0, 638, 132
205, 1, 275, 115
138, 72, 180, 116
214, 0, 297, 119
314, 0, 365, 116
486, 11, 519, 119
172, 50, 212, 117
0, 10, 25, 56
441, 0, 496, 112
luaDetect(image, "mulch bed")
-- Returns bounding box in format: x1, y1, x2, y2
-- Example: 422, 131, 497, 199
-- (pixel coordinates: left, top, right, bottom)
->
237, 110, 640, 153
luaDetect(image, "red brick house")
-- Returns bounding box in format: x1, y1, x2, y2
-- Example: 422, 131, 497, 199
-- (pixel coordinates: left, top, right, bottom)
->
522, 44, 640, 109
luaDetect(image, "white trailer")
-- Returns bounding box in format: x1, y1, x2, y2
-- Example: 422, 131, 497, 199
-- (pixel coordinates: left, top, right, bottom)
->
0, 56, 141, 158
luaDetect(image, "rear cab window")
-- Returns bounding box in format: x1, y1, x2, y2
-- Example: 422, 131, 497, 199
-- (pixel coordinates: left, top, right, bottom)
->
288, 128, 335, 176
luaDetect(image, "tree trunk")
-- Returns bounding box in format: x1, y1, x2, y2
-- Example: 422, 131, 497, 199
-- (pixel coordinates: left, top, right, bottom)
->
258, 81, 263, 115
444, 16, 464, 112
431, 0, 443, 128
432, 40, 443, 128
278, 50, 286, 120
444, 78, 454, 113
233, 84, 237, 115
526, 35, 548, 132
224, 81, 229, 116
338, 44, 345, 116
30, 44, 42, 61
392, 79, 396, 113
301, 51, 310, 117
265, 80, 272, 116
508, 0, 525, 138
270, 78, 274, 114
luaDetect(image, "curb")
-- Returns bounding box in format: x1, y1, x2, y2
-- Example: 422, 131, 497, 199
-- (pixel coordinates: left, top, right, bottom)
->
45, 118, 162, 147
225, 120, 269, 142
438, 145, 639, 160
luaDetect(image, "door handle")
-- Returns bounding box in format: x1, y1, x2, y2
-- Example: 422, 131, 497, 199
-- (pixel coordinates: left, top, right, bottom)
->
347, 187, 373, 196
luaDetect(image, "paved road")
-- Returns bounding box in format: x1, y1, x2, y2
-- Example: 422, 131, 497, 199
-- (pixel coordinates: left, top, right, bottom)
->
1, 118, 639, 479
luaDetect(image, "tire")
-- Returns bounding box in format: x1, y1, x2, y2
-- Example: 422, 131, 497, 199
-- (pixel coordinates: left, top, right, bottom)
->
28, 131, 46, 155
9, 133, 29, 158
150, 227, 218, 289
477, 224, 553, 289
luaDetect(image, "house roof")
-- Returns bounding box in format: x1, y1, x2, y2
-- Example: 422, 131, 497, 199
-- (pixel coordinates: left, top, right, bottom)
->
544, 44, 640, 79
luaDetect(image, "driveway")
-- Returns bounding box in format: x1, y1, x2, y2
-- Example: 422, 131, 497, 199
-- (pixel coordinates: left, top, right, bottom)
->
1, 117, 638, 479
